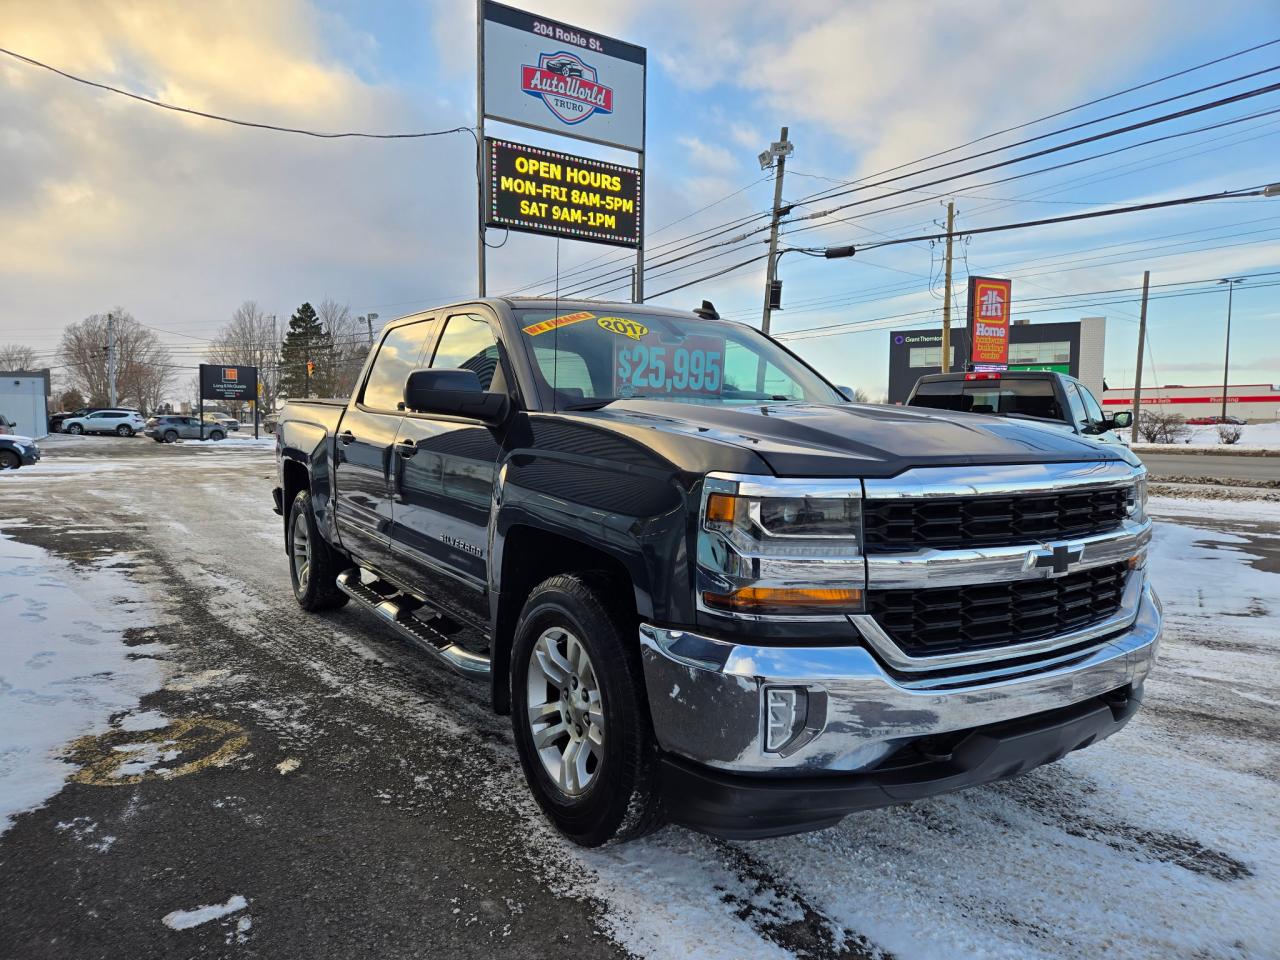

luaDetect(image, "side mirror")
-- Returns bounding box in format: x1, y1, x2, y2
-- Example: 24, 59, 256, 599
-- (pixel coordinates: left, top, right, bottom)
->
403, 369, 509, 424
836, 385, 857, 402
1110, 411, 1133, 429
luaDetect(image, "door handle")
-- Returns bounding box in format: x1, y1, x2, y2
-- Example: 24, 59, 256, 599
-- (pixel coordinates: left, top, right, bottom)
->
397, 438, 418, 458
338, 430, 356, 446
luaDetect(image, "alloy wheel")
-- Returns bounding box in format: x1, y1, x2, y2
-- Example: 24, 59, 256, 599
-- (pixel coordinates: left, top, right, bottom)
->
291, 508, 311, 592
526, 626, 605, 797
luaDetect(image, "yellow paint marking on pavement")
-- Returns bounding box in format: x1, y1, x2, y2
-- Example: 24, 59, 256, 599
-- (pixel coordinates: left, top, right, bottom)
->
65, 717, 249, 786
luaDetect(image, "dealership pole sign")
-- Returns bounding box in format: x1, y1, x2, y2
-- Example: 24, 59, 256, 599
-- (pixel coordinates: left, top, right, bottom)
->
486, 139, 640, 247
199, 364, 257, 403
967, 277, 1013, 370
477, 2, 647, 294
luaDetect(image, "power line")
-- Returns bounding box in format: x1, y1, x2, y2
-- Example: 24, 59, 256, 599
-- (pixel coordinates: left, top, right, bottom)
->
0, 46, 476, 142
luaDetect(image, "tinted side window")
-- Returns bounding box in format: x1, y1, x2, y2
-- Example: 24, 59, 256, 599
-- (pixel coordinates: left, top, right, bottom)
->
430, 314, 501, 392
1077, 382, 1105, 428
1063, 380, 1088, 428
362, 320, 435, 411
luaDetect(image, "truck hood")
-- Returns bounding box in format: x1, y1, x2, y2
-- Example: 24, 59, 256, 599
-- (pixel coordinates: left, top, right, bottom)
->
579, 400, 1138, 478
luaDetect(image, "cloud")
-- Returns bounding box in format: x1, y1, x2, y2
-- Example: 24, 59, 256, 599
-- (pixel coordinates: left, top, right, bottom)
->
0, 0, 478, 363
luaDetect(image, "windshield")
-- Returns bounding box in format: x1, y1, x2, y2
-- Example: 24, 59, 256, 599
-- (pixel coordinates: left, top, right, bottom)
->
911, 377, 1064, 420
515, 308, 843, 409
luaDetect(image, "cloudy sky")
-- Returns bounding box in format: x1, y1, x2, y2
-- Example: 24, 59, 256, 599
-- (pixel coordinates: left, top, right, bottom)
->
2, 0, 1279, 398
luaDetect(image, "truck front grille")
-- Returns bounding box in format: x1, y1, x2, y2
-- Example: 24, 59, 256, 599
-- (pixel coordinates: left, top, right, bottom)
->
862, 486, 1131, 553
867, 562, 1128, 658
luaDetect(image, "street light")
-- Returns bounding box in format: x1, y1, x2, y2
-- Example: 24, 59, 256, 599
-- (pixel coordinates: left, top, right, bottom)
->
1218, 278, 1246, 421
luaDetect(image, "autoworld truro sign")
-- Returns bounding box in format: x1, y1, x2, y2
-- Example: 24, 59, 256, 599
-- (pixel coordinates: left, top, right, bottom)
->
486, 138, 641, 247
481, 1, 646, 152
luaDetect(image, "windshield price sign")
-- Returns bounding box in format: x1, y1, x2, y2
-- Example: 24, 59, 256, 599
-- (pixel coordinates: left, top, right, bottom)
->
199, 363, 257, 402
613, 334, 725, 398
967, 276, 1013, 369
486, 139, 641, 247
481, 1, 646, 152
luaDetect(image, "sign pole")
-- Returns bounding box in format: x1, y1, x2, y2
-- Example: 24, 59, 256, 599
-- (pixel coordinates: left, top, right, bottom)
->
476, 0, 487, 297
198, 364, 205, 441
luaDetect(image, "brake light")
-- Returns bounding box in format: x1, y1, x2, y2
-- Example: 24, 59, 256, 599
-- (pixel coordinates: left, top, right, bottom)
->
963, 372, 1001, 381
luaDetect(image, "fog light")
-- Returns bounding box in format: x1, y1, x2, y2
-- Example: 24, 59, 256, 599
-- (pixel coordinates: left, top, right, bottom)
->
764, 686, 807, 753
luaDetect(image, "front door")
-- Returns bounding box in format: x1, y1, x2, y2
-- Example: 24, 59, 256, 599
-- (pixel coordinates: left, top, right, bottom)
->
332, 317, 437, 568
387, 312, 507, 627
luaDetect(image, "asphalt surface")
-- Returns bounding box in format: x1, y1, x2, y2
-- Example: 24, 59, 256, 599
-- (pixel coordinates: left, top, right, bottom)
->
2, 434, 1277, 959
1137, 451, 1280, 483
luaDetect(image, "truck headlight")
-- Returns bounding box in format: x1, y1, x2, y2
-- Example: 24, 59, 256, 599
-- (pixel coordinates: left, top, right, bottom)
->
1124, 477, 1148, 522
698, 475, 865, 618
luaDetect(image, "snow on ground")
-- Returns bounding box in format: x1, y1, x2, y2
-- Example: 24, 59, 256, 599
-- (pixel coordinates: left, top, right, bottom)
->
1149, 494, 1280, 523
0, 529, 164, 833
161, 894, 248, 930
1134, 420, 1280, 452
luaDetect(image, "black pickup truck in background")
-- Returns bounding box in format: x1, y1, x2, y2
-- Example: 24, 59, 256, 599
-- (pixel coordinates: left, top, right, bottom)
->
906, 370, 1132, 446
274, 298, 1161, 845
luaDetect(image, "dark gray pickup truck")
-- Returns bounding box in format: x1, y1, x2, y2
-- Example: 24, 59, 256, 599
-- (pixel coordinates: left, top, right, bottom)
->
274, 298, 1161, 845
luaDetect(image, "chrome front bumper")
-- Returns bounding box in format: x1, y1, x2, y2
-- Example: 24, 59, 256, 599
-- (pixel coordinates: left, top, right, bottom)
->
640, 578, 1161, 775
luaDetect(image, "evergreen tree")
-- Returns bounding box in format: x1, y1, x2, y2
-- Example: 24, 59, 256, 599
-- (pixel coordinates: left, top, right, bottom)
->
278, 302, 334, 398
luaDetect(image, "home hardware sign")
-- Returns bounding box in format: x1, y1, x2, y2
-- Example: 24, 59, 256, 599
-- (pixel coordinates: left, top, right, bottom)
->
486, 138, 641, 247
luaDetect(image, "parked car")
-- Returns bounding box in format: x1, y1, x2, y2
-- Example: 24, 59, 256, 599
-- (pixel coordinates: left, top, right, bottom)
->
202, 413, 240, 431
274, 297, 1160, 846
51, 406, 142, 433
61, 409, 147, 437
0, 414, 18, 436
0, 435, 40, 470
1186, 415, 1246, 426
146, 415, 225, 442
906, 370, 1132, 445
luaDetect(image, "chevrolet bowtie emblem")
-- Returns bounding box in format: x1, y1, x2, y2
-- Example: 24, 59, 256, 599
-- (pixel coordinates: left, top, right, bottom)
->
1033, 544, 1083, 575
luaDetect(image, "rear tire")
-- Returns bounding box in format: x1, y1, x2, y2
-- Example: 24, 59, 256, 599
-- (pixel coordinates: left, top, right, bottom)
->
510, 574, 663, 847
67, 424, 83, 435
0, 450, 19, 470
116, 425, 133, 437
163, 430, 178, 443
287, 489, 348, 612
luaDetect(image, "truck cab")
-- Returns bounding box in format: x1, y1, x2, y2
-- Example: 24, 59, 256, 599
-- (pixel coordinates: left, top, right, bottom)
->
906, 370, 1132, 445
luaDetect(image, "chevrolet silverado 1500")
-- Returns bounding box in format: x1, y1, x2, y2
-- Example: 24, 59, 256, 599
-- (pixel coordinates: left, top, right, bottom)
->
274, 298, 1160, 846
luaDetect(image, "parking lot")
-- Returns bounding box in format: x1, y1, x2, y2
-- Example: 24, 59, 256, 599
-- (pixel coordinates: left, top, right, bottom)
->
2, 435, 1278, 959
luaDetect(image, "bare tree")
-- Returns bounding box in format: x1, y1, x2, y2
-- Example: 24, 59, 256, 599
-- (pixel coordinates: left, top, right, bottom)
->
0, 343, 39, 370
1136, 410, 1190, 444
207, 301, 281, 416
316, 298, 371, 398
58, 310, 174, 414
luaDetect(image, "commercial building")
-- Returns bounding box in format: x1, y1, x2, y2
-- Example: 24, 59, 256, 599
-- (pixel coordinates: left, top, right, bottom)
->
887, 318, 1106, 404
0, 369, 51, 439
1102, 383, 1280, 421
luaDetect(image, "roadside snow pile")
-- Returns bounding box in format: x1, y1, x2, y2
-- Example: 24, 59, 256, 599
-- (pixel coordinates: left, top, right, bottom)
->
1134, 421, 1280, 453
0, 530, 163, 833
178, 436, 275, 447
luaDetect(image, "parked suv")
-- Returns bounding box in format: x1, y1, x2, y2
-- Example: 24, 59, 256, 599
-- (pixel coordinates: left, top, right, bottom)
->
61, 409, 147, 437
274, 298, 1160, 846
146, 415, 225, 442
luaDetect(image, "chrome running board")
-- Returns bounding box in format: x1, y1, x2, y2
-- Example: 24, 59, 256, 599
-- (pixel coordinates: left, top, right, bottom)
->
335, 569, 491, 681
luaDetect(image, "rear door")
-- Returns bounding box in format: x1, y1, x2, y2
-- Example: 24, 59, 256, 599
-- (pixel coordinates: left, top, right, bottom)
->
385, 311, 508, 625
332, 317, 439, 568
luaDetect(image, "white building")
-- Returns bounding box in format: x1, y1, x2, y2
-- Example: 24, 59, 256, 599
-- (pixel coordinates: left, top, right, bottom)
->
1102, 382, 1280, 421
0, 370, 51, 439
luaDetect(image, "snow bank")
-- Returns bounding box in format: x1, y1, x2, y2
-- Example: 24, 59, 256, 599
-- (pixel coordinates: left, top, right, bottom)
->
0, 531, 164, 833
1134, 420, 1280, 453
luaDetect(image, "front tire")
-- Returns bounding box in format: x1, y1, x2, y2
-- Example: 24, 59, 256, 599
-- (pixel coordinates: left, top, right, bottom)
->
510, 574, 663, 847
287, 489, 348, 612
0, 450, 19, 470
209, 430, 225, 441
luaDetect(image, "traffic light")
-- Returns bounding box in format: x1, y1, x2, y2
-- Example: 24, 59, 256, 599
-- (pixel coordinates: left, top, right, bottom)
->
768, 279, 783, 311
306, 360, 316, 377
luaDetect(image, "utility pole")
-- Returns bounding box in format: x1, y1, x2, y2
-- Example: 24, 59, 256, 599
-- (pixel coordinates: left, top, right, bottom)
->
1131, 270, 1150, 444
940, 201, 956, 373
106, 311, 118, 406
760, 126, 792, 336
1219, 277, 1246, 421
